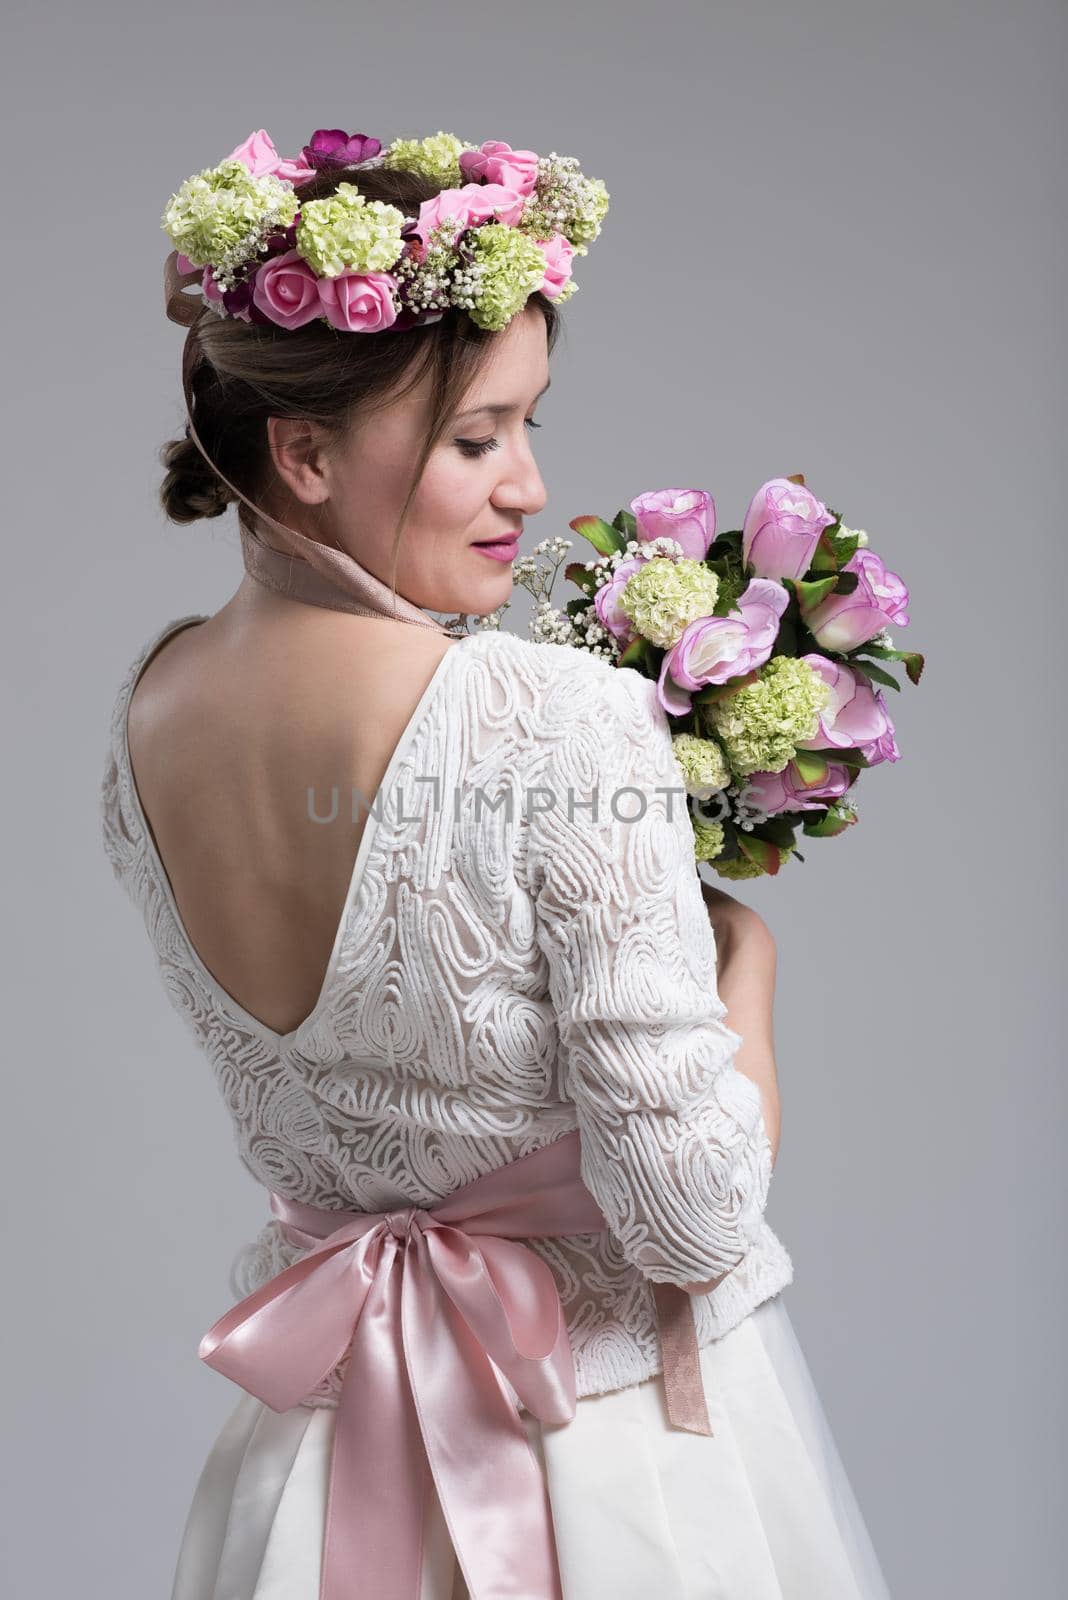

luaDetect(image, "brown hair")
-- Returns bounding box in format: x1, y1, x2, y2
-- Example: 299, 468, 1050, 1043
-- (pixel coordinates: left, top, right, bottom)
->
159, 163, 563, 598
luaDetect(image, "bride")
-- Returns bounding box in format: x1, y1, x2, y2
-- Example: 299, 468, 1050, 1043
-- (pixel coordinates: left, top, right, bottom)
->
102, 128, 894, 1598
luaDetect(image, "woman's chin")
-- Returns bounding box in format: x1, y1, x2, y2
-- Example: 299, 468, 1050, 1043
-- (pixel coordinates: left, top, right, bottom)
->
455, 572, 515, 615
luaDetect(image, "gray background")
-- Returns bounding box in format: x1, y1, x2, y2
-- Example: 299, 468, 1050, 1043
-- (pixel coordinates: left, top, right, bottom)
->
3, 2, 1063, 1594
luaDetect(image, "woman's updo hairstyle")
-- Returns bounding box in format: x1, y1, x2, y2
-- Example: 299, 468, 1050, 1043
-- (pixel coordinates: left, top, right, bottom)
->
159, 161, 563, 581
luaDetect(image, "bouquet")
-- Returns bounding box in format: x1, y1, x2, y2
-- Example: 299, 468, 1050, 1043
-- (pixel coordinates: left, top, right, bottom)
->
492, 475, 924, 879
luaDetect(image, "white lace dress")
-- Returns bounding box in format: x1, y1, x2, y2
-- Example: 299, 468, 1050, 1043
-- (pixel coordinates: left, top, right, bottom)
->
101, 617, 893, 1600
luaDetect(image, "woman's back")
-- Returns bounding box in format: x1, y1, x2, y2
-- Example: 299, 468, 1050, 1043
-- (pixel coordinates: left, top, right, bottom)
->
124, 593, 459, 1039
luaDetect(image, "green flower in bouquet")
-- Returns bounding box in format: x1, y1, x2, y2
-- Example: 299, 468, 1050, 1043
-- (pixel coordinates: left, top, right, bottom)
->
703, 656, 831, 777
617, 558, 720, 650
671, 733, 730, 798
692, 818, 727, 862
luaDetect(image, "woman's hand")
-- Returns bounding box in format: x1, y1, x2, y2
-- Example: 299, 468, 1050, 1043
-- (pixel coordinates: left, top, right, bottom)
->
678, 881, 782, 1297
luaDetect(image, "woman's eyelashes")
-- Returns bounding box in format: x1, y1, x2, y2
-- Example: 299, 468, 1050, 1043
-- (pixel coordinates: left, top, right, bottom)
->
456, 418, 542, 459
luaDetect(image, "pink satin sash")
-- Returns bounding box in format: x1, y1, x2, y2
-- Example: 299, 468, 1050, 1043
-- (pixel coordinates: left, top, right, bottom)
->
198, 1129, 713, 1600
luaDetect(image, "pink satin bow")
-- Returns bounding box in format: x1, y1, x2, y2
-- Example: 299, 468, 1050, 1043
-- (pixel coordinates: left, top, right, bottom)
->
198, 1129, 712, 1600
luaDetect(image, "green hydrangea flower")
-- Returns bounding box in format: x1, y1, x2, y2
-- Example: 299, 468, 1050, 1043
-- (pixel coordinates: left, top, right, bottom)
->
672, 733, 731, 797
382, 132, 472, 186
703, 655, 831, 777
692, 818, 726, 861
567, 175, 610, 253
295, 183, 408, 278
454, 223, 548, 332
617, 558, 720, 650
709, 845, 792, 879
161, 158, 299, 276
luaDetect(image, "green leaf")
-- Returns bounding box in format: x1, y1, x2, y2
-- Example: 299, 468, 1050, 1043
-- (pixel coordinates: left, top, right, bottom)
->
792, 575, 839, 611
568, 514, 628, 558
564, 562, 598, 596
565, 596, 592, 618
801, 803, 858, 838
830, 530, 859, 565
849, 659, 901, 692
808, 526, 840, 574
854, 643, 925, 685
617, 635, 647, 670
790, 749, 830, 786
738, 833, 782, 875
754, 817, 797, 849
611, 509, 638, 540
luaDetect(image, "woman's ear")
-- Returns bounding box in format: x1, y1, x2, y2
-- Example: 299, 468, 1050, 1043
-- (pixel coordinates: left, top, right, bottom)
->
265, 416, 335, 506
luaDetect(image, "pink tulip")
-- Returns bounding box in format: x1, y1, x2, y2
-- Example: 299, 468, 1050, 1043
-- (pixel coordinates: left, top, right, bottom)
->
656, 579, 789, 715
742, 478, 835, 580
631, 489, 716, 560
803, 549, 909, 651
793, 656, 894, 754
742, 762, 855, 815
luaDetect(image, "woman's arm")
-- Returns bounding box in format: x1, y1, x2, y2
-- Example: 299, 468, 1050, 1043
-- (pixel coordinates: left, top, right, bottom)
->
679, 884, 781, 1296
701, 883, 781, 1167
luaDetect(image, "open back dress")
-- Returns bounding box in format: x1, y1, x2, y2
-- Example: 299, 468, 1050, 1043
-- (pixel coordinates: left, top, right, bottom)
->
100, 606, 893, 1600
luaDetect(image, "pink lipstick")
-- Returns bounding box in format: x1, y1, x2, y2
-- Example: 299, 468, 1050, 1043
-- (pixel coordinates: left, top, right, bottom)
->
471, 536, 520, 563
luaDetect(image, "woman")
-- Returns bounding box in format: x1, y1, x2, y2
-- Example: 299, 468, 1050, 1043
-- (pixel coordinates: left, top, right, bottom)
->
101, 132, 893, 1598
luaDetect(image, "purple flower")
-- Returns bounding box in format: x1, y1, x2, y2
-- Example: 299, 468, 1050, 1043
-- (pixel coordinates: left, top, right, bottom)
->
743, 762, 856, 815
793, 656, 896, 757
593, 557, 644, 643
301, 129, 382, 171
631, 488, 716, 560
856, 698, 901, 764
655, 578, 789, 715
742, 478, 835, 580
802, 549, 910, 651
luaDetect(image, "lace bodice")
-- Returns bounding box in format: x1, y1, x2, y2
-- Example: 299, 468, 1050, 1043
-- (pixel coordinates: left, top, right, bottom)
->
100, 616, 792, 1410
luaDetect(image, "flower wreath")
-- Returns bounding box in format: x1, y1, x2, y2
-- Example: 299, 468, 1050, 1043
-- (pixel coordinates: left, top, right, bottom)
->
161, 127, 609, 335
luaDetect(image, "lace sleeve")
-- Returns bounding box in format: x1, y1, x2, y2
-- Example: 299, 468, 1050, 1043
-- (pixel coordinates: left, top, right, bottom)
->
528, 658, 774, 1289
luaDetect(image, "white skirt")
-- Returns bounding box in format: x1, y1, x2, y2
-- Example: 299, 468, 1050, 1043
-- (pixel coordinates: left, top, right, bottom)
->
171, 1292, 893, 1600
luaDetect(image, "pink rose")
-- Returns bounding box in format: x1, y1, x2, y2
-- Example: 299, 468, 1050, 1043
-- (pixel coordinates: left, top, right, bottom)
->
414, 182, 526, 248
250, 250, 323, 329
742, 762, 855, 815
656, 578, 789, 715
742, 478, 836, 580
458, 141, 540, 197
802, 549, 910, 651
631, 488, 716, 560
317, 270, 400, 332
593, 557, 644, 643
535, 233, 576, 299
227, 128, 316, 187
793, 655, 895, 755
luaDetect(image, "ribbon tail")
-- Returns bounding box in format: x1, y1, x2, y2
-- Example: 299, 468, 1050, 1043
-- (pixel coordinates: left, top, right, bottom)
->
404, 1236, 564, 1600
320, 1246, 430, 1600
651, 1282, 715, 1436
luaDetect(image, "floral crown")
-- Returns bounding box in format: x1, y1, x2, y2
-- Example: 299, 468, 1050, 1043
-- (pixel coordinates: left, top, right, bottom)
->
161, 127, 609, 335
